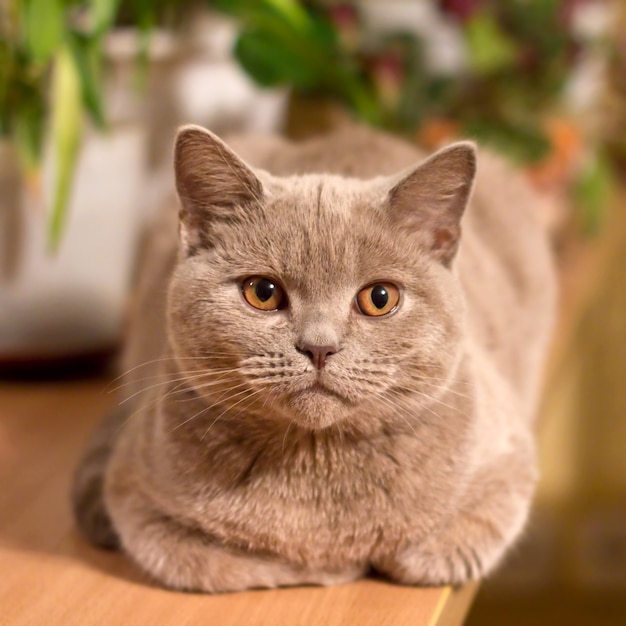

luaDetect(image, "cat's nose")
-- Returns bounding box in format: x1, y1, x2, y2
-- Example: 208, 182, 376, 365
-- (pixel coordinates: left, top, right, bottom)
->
296, 342, 338, 370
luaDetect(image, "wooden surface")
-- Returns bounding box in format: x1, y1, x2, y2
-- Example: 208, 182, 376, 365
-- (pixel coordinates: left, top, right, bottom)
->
0, 378, 477, 626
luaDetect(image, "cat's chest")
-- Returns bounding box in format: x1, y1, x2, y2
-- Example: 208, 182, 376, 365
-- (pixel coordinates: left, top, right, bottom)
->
169, 430, 461, 567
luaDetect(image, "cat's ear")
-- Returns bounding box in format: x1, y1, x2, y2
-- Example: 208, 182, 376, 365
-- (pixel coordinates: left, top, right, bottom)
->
386, 142, 476, 265
174, 125, 263, 251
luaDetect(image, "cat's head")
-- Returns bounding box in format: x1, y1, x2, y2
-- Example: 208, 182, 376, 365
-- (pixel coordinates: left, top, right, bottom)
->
167, 126, 476, 432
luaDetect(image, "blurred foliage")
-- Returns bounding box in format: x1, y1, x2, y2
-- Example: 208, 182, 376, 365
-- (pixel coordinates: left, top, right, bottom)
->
0, 0, 180, 248
211, 0, 617, 230
211, 0, 605, 163
574, 151, 613, 234
0, 0, 618, 245
1, 0, 121, 248
211, 0, 382, 125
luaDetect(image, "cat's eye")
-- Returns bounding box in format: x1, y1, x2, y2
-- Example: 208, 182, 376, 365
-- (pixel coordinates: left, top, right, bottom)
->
356, 282, 400, 317
241, 276, 287, 311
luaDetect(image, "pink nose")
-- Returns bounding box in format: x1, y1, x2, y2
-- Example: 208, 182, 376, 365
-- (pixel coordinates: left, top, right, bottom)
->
296, 343, 338, 370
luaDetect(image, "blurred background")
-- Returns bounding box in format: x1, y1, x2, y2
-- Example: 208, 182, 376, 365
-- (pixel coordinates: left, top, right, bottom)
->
1, 1, 625, 623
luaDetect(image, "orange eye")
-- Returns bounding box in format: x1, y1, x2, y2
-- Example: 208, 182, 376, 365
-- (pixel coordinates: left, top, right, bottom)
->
242, 276, 287, 311
356, 283, 400, 317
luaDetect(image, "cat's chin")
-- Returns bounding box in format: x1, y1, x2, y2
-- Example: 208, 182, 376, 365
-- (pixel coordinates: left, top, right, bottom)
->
280, 384, 354, 431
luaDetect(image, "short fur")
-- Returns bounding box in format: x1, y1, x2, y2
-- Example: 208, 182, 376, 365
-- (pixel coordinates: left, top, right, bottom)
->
73, 125, 556, 592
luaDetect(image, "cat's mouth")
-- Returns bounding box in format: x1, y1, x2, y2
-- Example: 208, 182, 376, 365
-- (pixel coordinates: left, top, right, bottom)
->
275, 375, 357, 430
302, 379, 351, 404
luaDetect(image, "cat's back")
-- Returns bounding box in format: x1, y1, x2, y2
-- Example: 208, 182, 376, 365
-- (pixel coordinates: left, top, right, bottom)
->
228, 124, 423, 178
456, 150, 556, 415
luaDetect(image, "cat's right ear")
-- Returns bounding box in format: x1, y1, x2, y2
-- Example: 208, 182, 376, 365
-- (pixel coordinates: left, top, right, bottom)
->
174, 125, 263, 251
385, 142, 477, 266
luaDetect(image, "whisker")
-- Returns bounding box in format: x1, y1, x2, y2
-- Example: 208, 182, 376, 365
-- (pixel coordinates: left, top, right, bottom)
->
171, 384, 260, 434
109, 366, 246, 394
415, 375, 473, 387
160, 379, 248, 407
106, 356, 186, 388
201, 389, 266, 441
282, 421, 294, 453
413, 389, 470, 417
392, 379, 475, 403
116, 369, 249, 404
107, 353, 242, 388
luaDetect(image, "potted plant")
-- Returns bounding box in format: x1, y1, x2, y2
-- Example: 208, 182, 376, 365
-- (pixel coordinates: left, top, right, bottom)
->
0, 0, 177, 368
1, 0, 300, 370
2, 0, 616, 369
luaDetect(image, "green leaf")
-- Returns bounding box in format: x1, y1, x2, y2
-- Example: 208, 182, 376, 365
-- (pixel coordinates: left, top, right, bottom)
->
574, 153, 613, 235
90, 0, 122, 36
307, 9, 338, 52
68, 32, 106, 129
133, 0, 155, 92
0, 40, 17, 137
463, 119, 551, 164
13, 98, 46, 174
465, 13, 519, 75
48, 45, 83, 251
234, 29, 318, 88
261, 0, 311, 36
213, 0, 311, 33
23, 0, 65, 64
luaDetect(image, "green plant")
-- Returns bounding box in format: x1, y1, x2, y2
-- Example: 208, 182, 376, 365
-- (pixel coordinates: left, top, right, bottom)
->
213, 0, 587, 159
211, 0, 383, 126
0, 0, 180, 249
213, 0, 615, 230
1, 1, 121, 248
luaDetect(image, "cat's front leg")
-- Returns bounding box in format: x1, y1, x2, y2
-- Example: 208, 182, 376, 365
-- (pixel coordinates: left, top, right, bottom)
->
107, 485, 363, 593
373, 453, 537, 586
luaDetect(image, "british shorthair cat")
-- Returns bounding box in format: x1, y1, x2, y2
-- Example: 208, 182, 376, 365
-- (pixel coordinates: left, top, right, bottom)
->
73, 125, 556, 592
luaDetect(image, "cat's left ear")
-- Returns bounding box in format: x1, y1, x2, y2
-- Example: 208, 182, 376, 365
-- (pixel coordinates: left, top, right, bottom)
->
386, 142, 476, 266
174, 125, 264, 251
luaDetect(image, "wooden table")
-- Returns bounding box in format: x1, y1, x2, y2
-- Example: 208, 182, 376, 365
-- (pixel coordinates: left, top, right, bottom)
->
0, 377, 476, 625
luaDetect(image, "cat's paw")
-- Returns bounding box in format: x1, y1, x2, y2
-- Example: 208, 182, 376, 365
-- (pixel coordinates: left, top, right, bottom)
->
374, 495, 529, 587
134, 532, 364, 593
377, 535, 502, 586
378, 450, 536, 586
110, 497, 365, 593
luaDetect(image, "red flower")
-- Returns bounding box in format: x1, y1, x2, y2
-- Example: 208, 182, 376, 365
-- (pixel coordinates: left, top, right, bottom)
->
328, 4, 359, 30
438, 0, 482, 22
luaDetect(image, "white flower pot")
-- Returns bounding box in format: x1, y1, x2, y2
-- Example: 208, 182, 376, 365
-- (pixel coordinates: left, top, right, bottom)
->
0, 30, 167, 367
0, 125, 146, 364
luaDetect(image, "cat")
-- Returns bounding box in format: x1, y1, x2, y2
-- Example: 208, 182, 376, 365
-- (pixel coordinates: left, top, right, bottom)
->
73, 124, 556, 592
